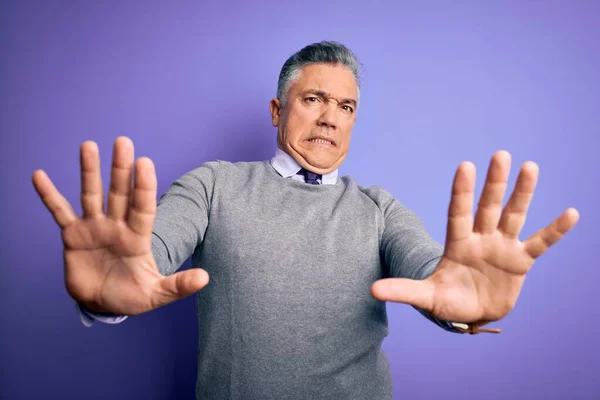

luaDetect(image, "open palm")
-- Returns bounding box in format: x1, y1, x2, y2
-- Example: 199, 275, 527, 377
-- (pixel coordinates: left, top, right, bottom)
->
371, 151, 579, 328
32, 137, 209, 315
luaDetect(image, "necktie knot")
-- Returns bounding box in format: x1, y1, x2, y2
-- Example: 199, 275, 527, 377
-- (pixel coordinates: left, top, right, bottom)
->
298, 168, 322, 185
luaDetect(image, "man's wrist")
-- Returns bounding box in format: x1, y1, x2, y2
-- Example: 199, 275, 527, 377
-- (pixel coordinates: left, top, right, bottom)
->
79, 301, 119, 317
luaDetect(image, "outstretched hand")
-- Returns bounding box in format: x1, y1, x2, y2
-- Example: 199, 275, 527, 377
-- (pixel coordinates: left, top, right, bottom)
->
32, 137, 209, 315
371, 151, 579, 326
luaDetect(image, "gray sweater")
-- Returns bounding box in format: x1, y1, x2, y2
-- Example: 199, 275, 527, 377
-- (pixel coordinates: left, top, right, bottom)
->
151, 160, 449, 399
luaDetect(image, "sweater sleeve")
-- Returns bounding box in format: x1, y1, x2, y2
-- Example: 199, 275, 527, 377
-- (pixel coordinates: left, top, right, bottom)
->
152, 161, 220, 277
366, 185, 460, 333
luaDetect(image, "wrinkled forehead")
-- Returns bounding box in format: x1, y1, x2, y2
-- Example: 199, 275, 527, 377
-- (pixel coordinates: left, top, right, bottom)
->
292, 64, 358, 101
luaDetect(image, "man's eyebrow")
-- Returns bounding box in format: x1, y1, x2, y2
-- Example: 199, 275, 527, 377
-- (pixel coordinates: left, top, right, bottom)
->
302, 89, 329, 98
301, 89, 357, 107
339, 98, 357, 107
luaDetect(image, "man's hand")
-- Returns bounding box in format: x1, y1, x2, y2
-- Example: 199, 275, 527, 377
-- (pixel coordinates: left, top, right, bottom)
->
32, 137, 209, 315
371, 150, 579, 325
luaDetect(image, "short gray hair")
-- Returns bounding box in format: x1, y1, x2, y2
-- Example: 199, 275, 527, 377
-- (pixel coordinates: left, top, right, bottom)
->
276, 41, 362, 108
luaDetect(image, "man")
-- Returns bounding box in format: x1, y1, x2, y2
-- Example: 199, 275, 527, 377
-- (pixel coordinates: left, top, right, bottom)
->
32, 41, 579, 399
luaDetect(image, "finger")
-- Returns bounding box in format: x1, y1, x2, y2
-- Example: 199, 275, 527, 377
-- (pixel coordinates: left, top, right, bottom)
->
446, 161, 476, 243
151, 268, 210, 308
498, 161, 539, 238
107, 137, 134, 220
32, 169, 78, 229
473, 151, 511, 234
370, 278, 434, 311
523, 208, 580, 259
80, 141, 104, 218
127, 157, 157, 236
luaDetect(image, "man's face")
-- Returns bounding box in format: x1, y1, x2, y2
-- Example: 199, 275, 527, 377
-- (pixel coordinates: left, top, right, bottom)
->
269, 64, 358, 175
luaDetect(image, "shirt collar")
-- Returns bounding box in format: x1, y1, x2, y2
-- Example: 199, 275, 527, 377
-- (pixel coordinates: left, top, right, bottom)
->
270, 148, 339, 185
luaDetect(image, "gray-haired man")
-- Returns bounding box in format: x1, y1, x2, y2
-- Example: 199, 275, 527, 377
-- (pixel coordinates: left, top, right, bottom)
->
33, 41, 579, 399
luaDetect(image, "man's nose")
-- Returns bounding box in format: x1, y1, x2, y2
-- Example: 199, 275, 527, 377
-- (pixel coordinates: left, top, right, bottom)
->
317, 103, 338, 129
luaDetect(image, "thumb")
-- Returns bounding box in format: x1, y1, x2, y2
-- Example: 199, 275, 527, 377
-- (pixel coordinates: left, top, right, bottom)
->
151, 268, 210, 309
370, 278, 434, 312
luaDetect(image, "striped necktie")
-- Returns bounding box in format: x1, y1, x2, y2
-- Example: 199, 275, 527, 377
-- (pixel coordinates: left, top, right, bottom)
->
298, 168, 322, 185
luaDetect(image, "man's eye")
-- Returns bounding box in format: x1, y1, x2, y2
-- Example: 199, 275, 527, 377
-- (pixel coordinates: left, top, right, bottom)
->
305, 97, 318, 102
341, 105, 354, 113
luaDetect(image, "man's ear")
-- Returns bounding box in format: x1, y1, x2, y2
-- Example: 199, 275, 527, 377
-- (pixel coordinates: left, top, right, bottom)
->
269, 98, 281, 127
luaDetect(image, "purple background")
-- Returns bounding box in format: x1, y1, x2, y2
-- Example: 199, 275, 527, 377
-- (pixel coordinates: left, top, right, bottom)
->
1, 1, 598, 399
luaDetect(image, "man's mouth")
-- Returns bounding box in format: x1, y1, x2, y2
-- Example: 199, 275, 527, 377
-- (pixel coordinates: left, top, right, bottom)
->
307, 137, 335, 146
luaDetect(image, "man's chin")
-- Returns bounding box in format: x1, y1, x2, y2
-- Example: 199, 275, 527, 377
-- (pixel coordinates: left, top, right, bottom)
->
287, 146, 345, 173
300, 155, 343, 174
